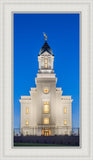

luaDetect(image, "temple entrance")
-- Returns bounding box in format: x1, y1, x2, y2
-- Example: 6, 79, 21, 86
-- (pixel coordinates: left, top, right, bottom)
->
42, 128, 51, 136
44, 130, 49, 136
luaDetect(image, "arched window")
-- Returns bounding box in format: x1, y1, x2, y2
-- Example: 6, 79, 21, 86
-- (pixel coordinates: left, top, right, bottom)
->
26, 107, 29, 114
64, 119, 67, 125
64, 107, 67, 114
25, 120, 29, 126
43, 102, 49, 113
44, 57, 48, 68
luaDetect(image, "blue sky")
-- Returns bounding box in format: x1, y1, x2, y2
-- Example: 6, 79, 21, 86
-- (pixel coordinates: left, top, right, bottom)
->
13, 13, 80, 129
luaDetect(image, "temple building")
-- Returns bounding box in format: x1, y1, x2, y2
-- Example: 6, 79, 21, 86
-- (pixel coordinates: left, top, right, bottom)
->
20, 34, 73, 136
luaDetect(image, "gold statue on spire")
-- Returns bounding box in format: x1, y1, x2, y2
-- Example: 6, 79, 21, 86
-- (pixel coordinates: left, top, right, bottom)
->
43, 33, 47, 41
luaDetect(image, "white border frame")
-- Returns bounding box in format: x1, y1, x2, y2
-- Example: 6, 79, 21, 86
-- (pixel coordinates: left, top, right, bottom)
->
0, 0, 93, 160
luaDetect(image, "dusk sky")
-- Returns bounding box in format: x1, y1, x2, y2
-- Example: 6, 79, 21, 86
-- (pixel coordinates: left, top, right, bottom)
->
13, 13, 80, 129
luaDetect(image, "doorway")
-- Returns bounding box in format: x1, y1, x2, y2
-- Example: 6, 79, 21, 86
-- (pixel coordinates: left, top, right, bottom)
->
42, 128, 51, 136
44, 130, 49, 136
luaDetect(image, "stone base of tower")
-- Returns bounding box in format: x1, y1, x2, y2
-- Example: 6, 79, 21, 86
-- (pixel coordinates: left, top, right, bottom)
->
21, 126, 72, 136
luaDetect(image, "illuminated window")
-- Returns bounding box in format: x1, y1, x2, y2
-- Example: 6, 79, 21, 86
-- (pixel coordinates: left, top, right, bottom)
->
64, 120, 67, 125
25, 120, 29, 126
26, 107, 29, 114
44, 58, 48, 68
43, 102, 49, 113
44, 88, 49, 93
43, 118, 49, 124
64, 107, 67, 114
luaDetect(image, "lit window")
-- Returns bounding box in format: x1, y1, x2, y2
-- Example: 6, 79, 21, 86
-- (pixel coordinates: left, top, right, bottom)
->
64, 119, 67, 125
26, 107, 29, 114
43, 102, 49, 113
64, 107, 67, 114
44, 58, 48, 68
43, 118, 49, 124
44, 88, 49, 93
26, 120, 29, 126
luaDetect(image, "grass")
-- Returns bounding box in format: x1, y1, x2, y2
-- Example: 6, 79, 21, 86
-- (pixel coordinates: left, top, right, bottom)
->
14, 143, 77, 146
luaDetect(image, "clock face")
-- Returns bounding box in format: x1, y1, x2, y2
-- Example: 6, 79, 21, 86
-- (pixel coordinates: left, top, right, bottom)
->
44, 88, 49, 94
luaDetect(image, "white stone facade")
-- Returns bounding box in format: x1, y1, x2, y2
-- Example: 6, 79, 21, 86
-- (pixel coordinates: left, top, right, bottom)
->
20, 39, 73, 136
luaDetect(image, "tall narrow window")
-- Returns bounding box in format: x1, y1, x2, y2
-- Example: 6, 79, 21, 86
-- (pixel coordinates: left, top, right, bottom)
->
44, 57, 48, 68
64, 119, 67, 125
25, 120, 29, 126
43, 118, 49, 124
43, 102, 49, 113
26, 107, 29, 114
64, 107, 67, 114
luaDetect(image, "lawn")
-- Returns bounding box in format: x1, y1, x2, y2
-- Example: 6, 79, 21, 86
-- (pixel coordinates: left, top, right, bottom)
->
14, 143, 76, 146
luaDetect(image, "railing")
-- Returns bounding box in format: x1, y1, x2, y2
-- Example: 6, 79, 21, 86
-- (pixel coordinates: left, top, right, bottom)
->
13, 128, 80, 136
72, 128, 80, 136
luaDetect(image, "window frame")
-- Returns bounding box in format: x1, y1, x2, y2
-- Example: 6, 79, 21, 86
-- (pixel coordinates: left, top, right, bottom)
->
43, 117, 49, 124
26, 107, 29, 114
43, 101, 49, 114
25, 120, 29, 126
44, 57, 48, 68
64, 107, 67, 114
64, 119, 67, 125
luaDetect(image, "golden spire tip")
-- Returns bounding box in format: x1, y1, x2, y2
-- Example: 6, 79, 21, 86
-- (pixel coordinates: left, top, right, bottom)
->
43, 33, 47, 41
